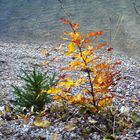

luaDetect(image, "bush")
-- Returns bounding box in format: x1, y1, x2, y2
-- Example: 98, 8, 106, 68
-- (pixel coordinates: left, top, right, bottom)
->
47, 18, 122, 112
12, 68, 57, 112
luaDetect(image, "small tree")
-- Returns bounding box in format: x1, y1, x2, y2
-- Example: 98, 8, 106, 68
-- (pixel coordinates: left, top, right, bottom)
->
47, 18, 122, 111
12, 68, 57, 112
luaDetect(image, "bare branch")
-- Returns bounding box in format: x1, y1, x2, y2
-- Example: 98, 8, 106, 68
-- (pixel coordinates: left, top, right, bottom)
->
57, 0, 72, 19
133, 0, 140, 16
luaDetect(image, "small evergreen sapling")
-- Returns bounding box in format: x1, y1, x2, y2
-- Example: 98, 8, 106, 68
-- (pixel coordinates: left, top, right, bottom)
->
12, 68, 57, 112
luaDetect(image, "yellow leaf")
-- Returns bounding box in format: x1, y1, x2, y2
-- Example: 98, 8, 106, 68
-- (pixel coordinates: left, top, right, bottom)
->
66, 52, 72, 56
98, 97, 113, 107
71, 94, 85, 104
69, 60, 81, 69
71, 32, 82, 41
63, 37, 69, 41
45, 61, 49, 65
0, 110, 3, 116
53, 95, 62, 100
66, 42, 75, 56
68, 42, 75, 52
42, 49, 49, 57
47, 88, 61, 94
64, 124, 76, 131
75, 77, 86, 86
5, 105, 12, 113
65, 77, 74, 89
52, 133, 59, 140
57, 77, 74, 89
87, 45, 93, 50
34, 118, 51, 128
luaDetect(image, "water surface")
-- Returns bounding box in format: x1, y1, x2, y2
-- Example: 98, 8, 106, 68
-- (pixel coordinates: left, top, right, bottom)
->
0, 0, 140, 58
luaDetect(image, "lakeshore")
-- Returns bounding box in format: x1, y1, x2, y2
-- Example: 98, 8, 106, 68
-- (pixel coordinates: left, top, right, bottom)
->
0, 40, 140, 139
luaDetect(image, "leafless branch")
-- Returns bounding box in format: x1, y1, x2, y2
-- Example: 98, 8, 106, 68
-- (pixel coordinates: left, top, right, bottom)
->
133, 0, 140, 16
57, 0, 72, 19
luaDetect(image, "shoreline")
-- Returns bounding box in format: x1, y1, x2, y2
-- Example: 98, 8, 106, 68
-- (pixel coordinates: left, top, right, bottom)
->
0, 40, 139, 97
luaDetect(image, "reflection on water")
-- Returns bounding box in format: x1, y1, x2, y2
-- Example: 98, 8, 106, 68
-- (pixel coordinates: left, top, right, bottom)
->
0, 0, 139, 58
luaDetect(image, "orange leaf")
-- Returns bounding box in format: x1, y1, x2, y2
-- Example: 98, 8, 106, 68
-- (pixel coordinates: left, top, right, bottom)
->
71, 23, 80, 30
23, 115, 30, 124
87, 32, 98, 37
98, 96, 113, 107
96, 31, 104, 35
94, 43, 107, 50
61, 67, 69, 71
83, 38, 92, 44
87, 31, 104, 37
114, 61, 122, 65
107, 47, 113, 51
60, 18, 70, 24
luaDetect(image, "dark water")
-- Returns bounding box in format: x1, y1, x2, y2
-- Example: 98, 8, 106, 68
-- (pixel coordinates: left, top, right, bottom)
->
0, 0, 140, 58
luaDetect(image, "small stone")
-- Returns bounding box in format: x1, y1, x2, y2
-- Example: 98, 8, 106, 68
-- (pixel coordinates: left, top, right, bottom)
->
116, 88, 122, 93
136, 130, 140, 135
128, 131, 135, 135
4, 114, 11, 121
127, 85, 130, 89
71, 133, 76, 138
120, 106, 130, 114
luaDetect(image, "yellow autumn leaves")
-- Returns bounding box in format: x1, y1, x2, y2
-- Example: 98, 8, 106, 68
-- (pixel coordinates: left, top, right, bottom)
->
44, 19, 121, 111
66, 42, 75, 56
47, 77, 87, 103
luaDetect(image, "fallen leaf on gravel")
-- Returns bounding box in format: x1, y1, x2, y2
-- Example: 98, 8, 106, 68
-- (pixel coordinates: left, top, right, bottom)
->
52, 57, 60, 62
52, 133, 59, 140
42, 49, 50, 57
38, 136, 46, 140
131, 98, 139, 103
45, 61, 49, 65
64, 123, 76, 131
58, 43, 65, 49
5, 105, 12, 113
89, 119, 97, 124
131, 113, 140, 127
0, 110, 3, 116
103, 135, 116, 140
23, 115, 30, 124
34, 117, 51, 128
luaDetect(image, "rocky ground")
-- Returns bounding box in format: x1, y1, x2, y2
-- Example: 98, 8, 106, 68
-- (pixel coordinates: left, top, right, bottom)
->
0, 40, 140, 140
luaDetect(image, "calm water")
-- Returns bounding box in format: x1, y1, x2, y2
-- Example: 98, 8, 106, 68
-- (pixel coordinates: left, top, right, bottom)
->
0, 0, 140, 58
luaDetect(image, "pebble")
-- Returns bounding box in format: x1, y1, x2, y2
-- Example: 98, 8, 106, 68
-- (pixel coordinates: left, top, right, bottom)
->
136, 130, 140, 135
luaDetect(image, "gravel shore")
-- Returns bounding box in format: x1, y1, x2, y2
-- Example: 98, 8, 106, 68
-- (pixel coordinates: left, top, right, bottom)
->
0, 40, 140, 140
